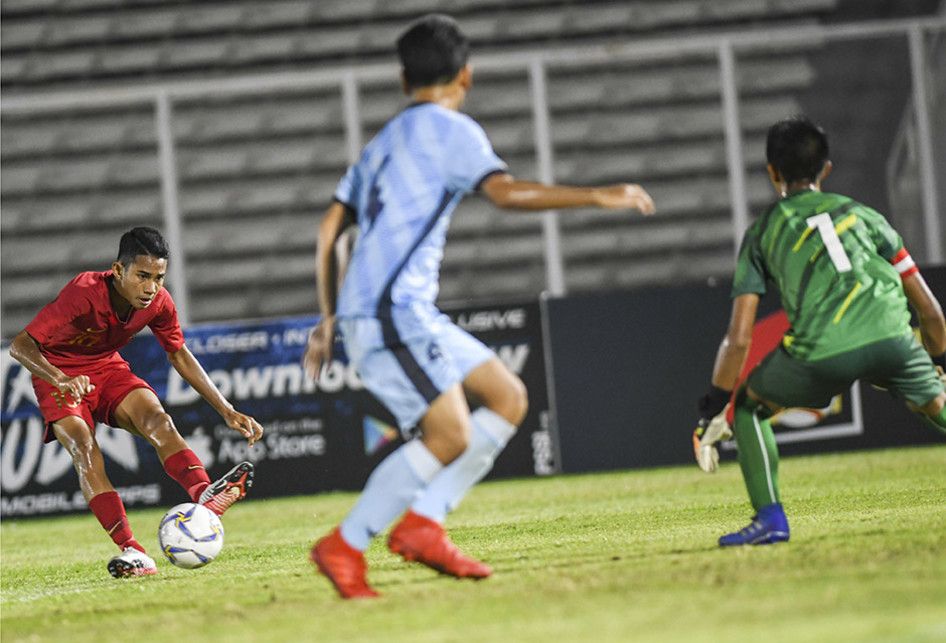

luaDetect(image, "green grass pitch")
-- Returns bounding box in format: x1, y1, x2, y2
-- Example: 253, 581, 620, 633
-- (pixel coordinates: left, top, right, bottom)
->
2, 445, 945, 642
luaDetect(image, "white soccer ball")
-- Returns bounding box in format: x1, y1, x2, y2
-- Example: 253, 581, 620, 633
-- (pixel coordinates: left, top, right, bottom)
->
158, 503, 224, 569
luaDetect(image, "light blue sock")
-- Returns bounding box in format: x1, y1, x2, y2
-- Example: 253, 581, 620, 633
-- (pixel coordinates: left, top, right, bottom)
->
340, 439, 442, 551
411, 408, 517, 523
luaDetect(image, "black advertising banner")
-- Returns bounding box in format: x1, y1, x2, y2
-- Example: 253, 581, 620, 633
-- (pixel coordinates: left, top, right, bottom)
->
545, 265, 946, 474
543, 283, 734, 473
447, 303, 554, 479
1, 301, 552, 518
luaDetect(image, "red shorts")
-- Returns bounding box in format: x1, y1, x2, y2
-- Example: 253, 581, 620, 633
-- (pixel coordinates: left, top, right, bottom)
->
33, 360, 156, 443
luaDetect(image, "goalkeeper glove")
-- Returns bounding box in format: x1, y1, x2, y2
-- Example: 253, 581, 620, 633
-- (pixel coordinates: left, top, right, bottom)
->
693, 408, 733, 473
693, 385, 733, 473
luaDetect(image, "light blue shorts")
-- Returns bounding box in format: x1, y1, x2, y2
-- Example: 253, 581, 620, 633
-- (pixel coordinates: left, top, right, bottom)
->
338, 308, 494, 432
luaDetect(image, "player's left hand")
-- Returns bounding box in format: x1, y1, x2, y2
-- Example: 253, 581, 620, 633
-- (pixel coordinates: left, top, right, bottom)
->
693, 408, 733, 473
693, 385, 733, 473
592, 184, 656, 215
223, 409, 264, 447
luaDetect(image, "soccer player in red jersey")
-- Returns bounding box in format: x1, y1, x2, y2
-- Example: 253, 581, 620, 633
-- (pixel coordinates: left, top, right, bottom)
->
8, 227, 264, 578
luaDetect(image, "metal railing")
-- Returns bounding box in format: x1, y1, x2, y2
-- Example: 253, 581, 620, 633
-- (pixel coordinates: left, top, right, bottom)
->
887, 25, 945, 262
3, 15, 945, 323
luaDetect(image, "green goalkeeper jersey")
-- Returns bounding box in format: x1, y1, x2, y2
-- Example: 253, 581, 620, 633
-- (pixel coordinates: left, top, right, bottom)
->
732, 190, 912, 361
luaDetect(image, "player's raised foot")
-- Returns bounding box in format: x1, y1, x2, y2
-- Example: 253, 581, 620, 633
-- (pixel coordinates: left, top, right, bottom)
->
719, 502, 790, 547
388, 510, 492, 579
107, 546, 157, 578
199, 461, 254, 516
310, 527, 379, 599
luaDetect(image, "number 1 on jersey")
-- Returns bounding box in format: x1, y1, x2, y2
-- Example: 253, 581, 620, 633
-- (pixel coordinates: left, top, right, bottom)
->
806, 213, 852, 272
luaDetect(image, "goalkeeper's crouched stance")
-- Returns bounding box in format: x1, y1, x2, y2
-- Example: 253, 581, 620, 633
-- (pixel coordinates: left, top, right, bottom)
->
693, 115, 946, 547
696, 350, 946, 547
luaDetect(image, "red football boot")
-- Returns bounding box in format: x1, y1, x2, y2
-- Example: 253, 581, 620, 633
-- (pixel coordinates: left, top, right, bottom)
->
387, 510, 492, 579
199, 461, 254, 516
310, 528, 379, 599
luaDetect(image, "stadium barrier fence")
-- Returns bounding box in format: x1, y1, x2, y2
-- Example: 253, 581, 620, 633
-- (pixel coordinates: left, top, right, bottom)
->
3, 16, 943, 331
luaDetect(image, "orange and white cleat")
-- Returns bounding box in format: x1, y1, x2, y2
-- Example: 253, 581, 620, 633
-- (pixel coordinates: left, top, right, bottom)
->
199, 461, 254, 516
107, 546, 158, 578
310, 528, 379, 599
388, 510, 492, 579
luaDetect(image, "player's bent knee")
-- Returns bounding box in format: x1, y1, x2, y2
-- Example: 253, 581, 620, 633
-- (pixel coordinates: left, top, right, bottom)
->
507, 377, 529, 427
424, 419, 471, 463
147, 411, 175, 431
485, 375, 529, 426
505, 376, 529, 426
140, 412, 181, 442
53, 421, 96, 459
425, 433, 469, 464
442, 424, 471, 459
67, 434, 97, 460
59, 433, 102, 481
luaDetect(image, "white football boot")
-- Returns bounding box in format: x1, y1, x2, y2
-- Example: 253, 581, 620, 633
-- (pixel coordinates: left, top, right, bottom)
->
107, 546, 158, 578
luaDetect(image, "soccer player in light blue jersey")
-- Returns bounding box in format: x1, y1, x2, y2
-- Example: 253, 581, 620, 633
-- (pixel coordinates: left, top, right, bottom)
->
304, 14, 655, 599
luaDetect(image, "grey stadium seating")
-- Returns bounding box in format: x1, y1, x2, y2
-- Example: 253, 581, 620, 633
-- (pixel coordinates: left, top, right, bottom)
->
1, 0, 845, 334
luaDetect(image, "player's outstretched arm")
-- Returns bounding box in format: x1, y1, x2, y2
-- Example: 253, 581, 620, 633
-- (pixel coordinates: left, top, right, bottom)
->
8, 330, 95, 405
304, 201, 356, 379
902, 272, 946, 363
480, 172, 656, 215
167, 345, 264, 446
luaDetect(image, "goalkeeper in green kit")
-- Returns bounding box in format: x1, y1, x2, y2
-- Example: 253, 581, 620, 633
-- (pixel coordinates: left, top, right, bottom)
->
693, 115, 946, 546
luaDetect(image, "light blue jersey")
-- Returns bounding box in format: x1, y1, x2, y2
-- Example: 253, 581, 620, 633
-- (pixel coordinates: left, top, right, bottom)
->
333, 102, 506, 429
335, 102, 506, 324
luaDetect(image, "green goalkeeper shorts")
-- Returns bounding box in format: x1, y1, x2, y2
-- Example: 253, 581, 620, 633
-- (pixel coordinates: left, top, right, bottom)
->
748, 332, 944, 409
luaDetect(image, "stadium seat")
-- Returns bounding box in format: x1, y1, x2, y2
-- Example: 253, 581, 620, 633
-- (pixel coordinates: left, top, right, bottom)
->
109, 11, 178, 40
244, 1, 313, 29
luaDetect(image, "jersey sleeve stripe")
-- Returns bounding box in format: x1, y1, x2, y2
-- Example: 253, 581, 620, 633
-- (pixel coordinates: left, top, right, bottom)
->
891, 249, 917, 277
893, 256, 915, 273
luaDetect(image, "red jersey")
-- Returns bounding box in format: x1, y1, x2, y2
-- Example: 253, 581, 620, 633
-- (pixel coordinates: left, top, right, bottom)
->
24, 271, 185, 370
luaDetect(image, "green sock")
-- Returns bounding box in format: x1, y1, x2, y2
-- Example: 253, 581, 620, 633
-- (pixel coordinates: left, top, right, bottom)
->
920, 404, 946, 436
732, 391, 781, 512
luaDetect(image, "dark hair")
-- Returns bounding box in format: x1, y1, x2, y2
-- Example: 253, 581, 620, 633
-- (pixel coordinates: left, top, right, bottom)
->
116, 226, 169, 266
396, 14, 469, 91
766, 115, 829, 183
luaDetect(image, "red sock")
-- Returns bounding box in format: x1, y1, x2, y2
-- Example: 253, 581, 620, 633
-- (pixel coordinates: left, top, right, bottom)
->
88, 491, 145, 553
163, 449, 212, 502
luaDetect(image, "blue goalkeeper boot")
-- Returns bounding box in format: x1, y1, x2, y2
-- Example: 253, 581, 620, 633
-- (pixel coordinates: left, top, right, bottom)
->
719, 502, 790, 546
